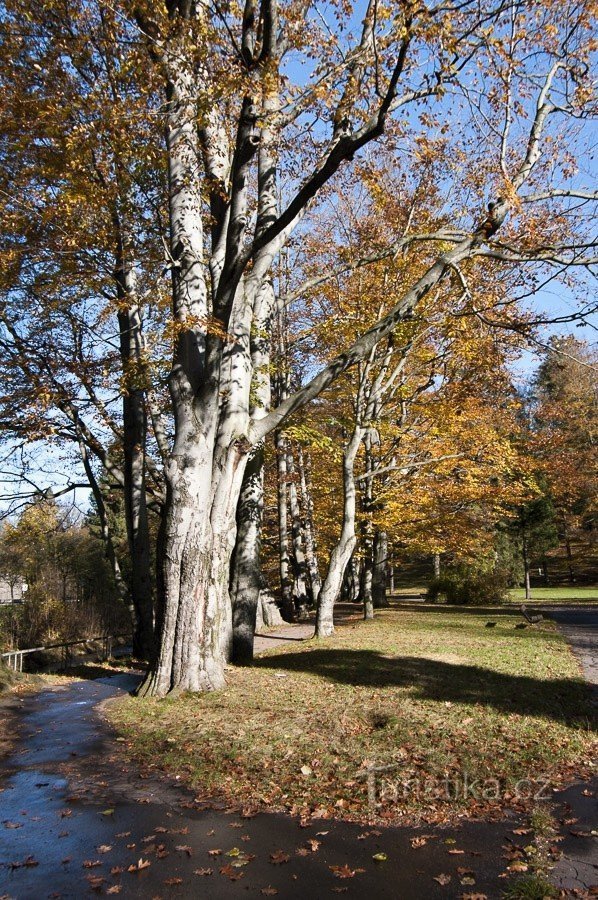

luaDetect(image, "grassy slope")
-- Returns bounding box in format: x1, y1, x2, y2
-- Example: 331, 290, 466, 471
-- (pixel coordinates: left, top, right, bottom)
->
109, 608, 596, 826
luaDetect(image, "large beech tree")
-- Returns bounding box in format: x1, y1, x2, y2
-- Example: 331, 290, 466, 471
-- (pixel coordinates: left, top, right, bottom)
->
1, 0, 596, 695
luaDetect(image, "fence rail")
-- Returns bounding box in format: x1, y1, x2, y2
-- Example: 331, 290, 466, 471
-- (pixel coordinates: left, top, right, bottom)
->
1, 635, 130, 673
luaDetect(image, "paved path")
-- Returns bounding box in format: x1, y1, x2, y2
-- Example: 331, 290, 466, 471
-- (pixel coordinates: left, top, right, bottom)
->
547, 605, 598, 687
545, 606, 598, 891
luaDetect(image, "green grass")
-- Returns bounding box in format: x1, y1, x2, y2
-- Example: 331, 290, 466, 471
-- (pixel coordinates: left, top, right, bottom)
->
108, 608, 596, 827
509, 586, 598, 604
502, 875, 558, 899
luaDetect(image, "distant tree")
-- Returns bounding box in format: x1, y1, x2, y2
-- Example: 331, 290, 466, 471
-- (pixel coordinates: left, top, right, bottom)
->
509, 493, 559, 599
532, 337, 598, 581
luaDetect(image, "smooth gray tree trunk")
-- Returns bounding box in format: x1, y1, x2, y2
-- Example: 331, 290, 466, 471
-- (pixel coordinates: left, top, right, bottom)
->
299, 447, 322, 603
315, 426, 363, 637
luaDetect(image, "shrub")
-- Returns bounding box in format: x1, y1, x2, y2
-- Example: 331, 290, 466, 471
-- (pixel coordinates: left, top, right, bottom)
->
427, 568, 509, 605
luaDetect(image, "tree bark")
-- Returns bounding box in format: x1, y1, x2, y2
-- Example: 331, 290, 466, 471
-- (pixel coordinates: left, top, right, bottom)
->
287, 444, 309, 613
298, 447, 322, 603
372, 529, 389, 607
117, 298, 154, 659
230, 281, 274, 662
315, 426, 363, 637
522, 532, 531, 601
230, 443, 264, 664
275, 431, 295, 621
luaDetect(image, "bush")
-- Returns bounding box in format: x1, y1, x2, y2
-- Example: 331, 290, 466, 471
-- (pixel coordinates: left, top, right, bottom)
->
427, 568, 509, 605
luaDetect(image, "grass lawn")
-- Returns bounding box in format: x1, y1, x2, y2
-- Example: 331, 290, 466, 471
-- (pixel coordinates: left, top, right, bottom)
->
108, 608, 596, 827
509, 586, 598, 604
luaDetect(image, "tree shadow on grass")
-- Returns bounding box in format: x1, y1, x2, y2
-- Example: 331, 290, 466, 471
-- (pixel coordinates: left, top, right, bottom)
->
255, 649, 594, 726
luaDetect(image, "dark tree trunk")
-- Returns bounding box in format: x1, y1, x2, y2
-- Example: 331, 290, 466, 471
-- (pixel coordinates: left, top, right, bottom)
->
230, 444, 264, 664
117, 305, 155, 660
372, 529, 389, 608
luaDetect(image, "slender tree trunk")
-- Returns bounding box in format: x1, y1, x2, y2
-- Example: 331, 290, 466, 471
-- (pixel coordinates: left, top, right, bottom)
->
275, 431, 295, 621
287, 444, 309, 613
230, 282, 274, 662
522, 533, 531, 600
361, 556, 374, 620
542, 555, 550, 586
433, 552, 441, 579
348, 554, 362, 602
230, 444, 264, 663
315, 426, 363, 637
78, 438, 136, 635
117, 305, 154, 659
372, 529, 389, 607
564, 523, 576, 584
298, 447, 322, 603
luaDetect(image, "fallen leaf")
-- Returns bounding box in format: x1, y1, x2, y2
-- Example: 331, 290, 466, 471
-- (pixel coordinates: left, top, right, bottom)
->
193, 868, 213, 876
411, 836, 427, 848
106, 887, 122, 895
3, 821, 23, 829
219, 864, 244, 881
175, 845, 193, 856
208, 848, 222, 857
372, 852, 387, 862
433, 873, 451, 885
164, 878, 183, 886
448, 849, 465, 855
83, 860, 102, 869
9, 856, 39, 869
270, 849, 290, 864
115, 832, 131, 838
110, 866, 124, 875
507, 862, 528, 873
240, 807, 258, 819
155, 827, 168, 833
260, 888, 278, 896
330, 865, 365, 879
97, 845, 112, 854
128, 858, 151, 873
101, 809, 115, 816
